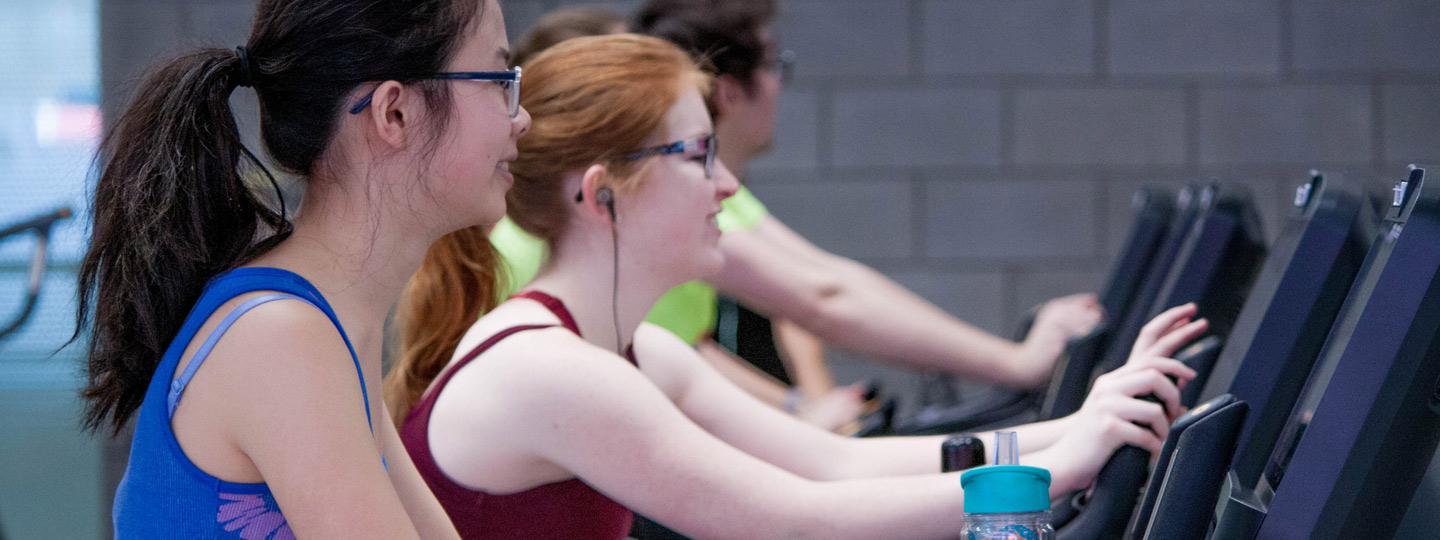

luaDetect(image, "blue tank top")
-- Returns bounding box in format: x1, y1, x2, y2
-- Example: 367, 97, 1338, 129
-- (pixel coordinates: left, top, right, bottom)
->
112, 267, 375, 539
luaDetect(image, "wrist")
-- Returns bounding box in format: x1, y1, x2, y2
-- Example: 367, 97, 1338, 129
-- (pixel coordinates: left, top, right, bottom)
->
782, 388, 803, 413
1009, 341, 1046, 388
1024, 447, 1082, 497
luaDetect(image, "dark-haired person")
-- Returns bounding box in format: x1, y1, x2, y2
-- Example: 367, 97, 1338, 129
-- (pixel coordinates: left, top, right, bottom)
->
390, 33, 1204, 539
80, 0, 528, 537
632, 0, 1103, 390
510, 5, 628, 67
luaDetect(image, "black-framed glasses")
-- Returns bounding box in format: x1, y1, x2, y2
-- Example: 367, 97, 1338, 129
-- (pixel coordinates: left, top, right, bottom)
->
348, 66, 522, 118
622, 134, 717, 179
573, 135, 719, 203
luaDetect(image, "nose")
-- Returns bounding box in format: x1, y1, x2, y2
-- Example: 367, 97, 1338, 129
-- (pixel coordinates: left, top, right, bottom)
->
512, 105, 532, 138
713, 158, 739, 201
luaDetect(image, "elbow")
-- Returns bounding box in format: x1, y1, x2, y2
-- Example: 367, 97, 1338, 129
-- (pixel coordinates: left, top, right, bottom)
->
795, 280, 855, 339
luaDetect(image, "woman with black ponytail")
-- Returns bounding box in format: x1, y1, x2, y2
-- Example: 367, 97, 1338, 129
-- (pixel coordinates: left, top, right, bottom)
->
79, 0, 528, 537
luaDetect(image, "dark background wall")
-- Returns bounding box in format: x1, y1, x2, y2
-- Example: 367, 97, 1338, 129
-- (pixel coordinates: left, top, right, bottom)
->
91, 0, 1440, 536
102, 1, 1440, 353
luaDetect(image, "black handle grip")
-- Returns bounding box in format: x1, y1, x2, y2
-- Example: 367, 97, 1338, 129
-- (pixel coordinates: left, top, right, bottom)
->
1056, 368, 1193, 536
1056, 446, 1150, 540
852, 398, 897, 438
1042, 325, 1111, 420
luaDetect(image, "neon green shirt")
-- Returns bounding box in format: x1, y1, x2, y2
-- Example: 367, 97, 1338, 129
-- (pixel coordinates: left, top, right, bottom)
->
491, 185, 770, 344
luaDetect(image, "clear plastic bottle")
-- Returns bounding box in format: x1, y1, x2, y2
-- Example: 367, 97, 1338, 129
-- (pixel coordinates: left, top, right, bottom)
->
960, 431, 1055, 540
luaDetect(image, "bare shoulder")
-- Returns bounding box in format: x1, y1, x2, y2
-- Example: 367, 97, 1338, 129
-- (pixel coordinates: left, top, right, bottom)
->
179, 291, 360, 413
630, 322, 708, 397
450, 327, 652, 415
209, 293, 349, 368
168, 290, 373, 483
633, 322, 693, 358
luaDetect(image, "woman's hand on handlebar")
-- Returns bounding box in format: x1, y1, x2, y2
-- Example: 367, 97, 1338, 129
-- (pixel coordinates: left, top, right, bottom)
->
1031, 306, 1204, 492
1016, 293, 1105, 386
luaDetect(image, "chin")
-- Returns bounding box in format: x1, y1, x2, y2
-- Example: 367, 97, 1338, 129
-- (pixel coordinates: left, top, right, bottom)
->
466, 198, 507, 230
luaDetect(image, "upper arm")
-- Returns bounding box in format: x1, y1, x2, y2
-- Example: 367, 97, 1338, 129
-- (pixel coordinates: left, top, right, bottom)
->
490, 342, 827, 538
632, 324, 857, 481
438, 334, 969, 538
379, 404, 459, 539
711, 218, 839, 322
211, 303, 420, 539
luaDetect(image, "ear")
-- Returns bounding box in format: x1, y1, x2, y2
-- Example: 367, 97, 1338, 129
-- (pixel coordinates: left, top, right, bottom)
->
365, 80, 414, 148
712, 73, 749, 120
578, 164, 616, 223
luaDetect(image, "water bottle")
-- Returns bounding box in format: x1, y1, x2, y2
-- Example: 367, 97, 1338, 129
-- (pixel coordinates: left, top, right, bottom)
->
960, 431, 1055, 540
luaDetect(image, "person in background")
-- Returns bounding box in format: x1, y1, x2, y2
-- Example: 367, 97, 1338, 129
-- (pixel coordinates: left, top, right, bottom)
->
79, 0, 528, 536
634, 0, 1103, 390
511, 4, 629, 64
388, 33, 1204, 539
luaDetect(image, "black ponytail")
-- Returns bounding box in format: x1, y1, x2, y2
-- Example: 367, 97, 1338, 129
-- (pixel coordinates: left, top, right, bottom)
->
76, 49, 289, 434
77, 0, 483, 434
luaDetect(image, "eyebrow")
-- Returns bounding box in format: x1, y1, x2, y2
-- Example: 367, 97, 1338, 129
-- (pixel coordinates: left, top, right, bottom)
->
498, 47, 511, 63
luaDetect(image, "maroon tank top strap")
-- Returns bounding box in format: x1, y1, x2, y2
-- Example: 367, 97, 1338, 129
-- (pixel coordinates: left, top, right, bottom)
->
414, 323, 558, 414
514, 290, 639, 367
512, 290, 581, 335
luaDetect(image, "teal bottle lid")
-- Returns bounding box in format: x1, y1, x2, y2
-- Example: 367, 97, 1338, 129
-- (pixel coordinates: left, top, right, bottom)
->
960, 464, 1052, 514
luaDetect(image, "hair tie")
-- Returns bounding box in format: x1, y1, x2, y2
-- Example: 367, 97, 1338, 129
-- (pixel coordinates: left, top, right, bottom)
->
234, 46, 257, 88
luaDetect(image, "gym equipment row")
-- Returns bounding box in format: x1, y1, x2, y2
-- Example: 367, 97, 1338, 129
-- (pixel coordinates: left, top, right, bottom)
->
916, 164, 1435, 538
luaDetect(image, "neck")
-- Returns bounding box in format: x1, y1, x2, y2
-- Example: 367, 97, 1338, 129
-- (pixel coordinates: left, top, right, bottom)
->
525, 228, 674, 355
716, 120, 756, 182
250, 172, 436, 352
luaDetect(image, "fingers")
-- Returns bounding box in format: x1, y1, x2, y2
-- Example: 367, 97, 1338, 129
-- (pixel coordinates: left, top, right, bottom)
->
1106, 416, 1164, 454
1128, 357, 1198, 387
1110, 356, 1197, 388
1146, 318, 1210, 359
1132, 303, 1198, 356
1042, 299, 1105, 336
1110, 398, 1171, 441
1105, 367, 1185, 419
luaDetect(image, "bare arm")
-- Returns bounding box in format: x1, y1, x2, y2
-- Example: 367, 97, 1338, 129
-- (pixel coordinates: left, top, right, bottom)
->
694, 336, 789, 407
772, 318, 835, 399
204, 303, 422, 539
636, 302, 1206, 488
637, 324, 1113, 482
380, 405, 460, 539
695, 335, 862, 432
479, 336, 969, 539
711, 216, 1064, 388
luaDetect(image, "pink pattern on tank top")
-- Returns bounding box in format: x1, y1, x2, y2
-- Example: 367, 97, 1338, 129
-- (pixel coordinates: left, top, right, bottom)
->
217, 492, 295, 540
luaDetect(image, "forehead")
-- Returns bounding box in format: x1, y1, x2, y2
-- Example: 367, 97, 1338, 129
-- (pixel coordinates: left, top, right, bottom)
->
659, 84, 713, 141
453, 0, 510, 68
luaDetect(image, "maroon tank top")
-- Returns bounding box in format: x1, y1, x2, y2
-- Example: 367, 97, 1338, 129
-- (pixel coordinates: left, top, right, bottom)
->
399, 290, 636, 539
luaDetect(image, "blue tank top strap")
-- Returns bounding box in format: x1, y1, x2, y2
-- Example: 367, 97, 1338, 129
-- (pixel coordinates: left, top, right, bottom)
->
167, 293, 306, 418
181, 267, 374, 432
